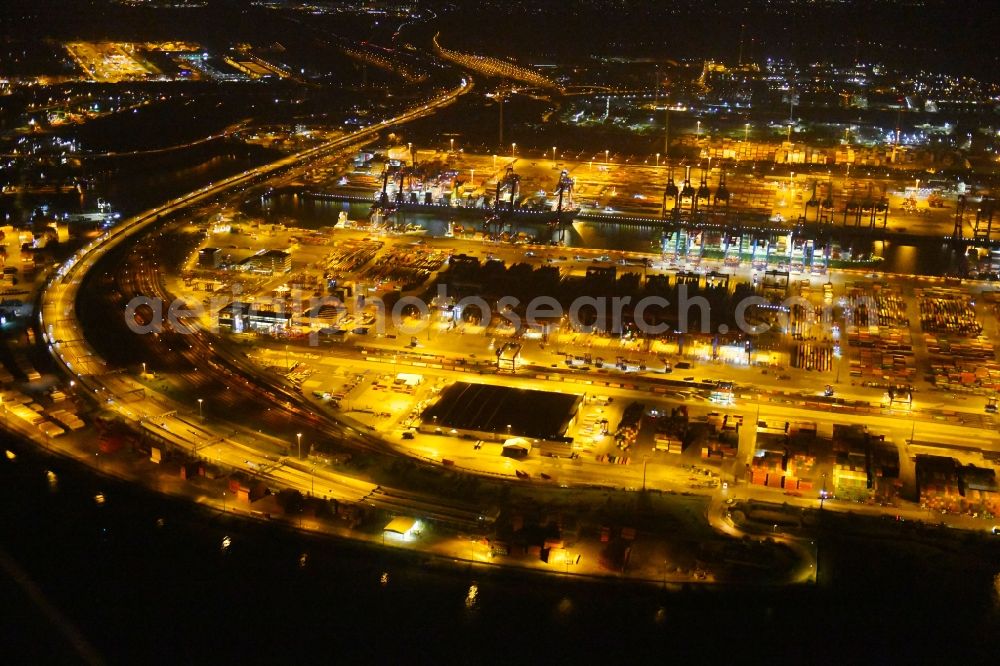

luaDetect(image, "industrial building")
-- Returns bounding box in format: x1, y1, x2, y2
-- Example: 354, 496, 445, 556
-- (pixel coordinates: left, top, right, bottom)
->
420, 382, 582, 444
241, 249, 291, 275
198, 247, 222, 268
218, 301, 292, 334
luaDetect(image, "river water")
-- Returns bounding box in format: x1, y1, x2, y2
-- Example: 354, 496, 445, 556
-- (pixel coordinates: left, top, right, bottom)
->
257, 194, 974, 277
0, 141, 281, 226
1, 128, 998, 664
1, 432, 998, 662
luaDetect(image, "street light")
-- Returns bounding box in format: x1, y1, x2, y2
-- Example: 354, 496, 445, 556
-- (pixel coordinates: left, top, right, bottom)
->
552, 146, 557, 161
655, 152, 660, 167
744, 122, 750, 143
511, 142, 516, 157
696, 120, 701, 139
605, 149, 610, 164
296, 432, 302, 459
197, 398, 203, 419
450, 137, 454, 152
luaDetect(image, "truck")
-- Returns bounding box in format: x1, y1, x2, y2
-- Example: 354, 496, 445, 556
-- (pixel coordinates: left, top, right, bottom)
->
616, 357, 642, 372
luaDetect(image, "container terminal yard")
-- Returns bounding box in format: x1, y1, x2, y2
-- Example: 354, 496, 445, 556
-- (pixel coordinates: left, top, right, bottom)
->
2, 1, 1000, 660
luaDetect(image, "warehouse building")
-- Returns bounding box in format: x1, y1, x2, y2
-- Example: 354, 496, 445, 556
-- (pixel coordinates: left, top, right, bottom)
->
420, 382, 581, 444
218, 301, 292, 334
241, 249, 291, 275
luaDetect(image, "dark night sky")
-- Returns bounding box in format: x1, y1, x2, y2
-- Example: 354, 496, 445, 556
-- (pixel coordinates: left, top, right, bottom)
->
1, 0, 998, 80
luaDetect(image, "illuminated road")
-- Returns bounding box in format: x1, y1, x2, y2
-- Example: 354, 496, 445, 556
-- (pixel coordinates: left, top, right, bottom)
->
433, 33, 559, 91
29, 64, 998, 562
38, 76, 474, 509
80, 119, 253, 159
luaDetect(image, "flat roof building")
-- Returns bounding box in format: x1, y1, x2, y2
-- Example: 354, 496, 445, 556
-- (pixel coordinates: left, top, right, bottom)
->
421, 382, 581, 443
383, 516, 421, 541
241, 249, 291, 275
198, 247, 222, 268
218, 301, 292, 334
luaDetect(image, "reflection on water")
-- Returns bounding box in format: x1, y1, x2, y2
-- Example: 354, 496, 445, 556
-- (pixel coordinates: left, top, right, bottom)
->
555, 596, 574, 618
0, 144, 278, 225
872, 239, 946, 276
2, 415, 999, 661
257, 194, 969, 277
465, 583, 479, 610
891, 243, 918, 275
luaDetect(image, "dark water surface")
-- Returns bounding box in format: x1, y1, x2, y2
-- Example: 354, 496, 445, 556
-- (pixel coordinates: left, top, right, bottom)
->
260, 194, 968, 277
1, 433, 998, 664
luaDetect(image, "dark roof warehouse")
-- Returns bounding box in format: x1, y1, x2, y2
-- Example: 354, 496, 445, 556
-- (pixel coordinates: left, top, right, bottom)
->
422, 382, 581, 441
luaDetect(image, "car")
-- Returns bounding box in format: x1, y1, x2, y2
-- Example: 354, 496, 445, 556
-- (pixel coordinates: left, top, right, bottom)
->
675, 361, 691, 370
993, 526, 1000, 535
401, 431, 415, 440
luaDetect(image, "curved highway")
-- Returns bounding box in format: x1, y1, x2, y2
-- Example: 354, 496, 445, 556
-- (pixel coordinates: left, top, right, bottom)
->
38, 77, 476, 515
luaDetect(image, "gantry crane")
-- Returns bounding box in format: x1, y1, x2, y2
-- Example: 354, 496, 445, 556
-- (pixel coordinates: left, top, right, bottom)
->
804, 180, 820, 222
550, 169, 574, 243
371, 167, 397, 226
679, 165, 696, 211
484, 166, 521, 239
713, 170, 730, 208
821, 180, 835, 224
661, 165, 679, 217
696, 166, 711, 210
